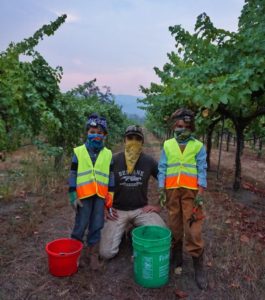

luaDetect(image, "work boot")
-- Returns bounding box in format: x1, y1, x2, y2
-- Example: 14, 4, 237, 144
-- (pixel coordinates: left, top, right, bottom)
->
79, 247, 90, 268
192, 252, 207, 290
171, 240, 183, 275
172, 240, 183, 268
89, 244, 103, 271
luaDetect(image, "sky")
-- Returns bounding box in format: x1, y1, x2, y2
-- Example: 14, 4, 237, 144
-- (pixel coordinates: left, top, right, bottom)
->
0, 0, 245, 96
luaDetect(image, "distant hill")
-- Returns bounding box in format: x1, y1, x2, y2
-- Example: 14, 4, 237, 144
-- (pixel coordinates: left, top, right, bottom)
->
114, 94, 145, 118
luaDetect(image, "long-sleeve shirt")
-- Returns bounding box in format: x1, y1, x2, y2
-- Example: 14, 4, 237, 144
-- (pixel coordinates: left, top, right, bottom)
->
68, 141, 114, 193
158, 137, 207, 189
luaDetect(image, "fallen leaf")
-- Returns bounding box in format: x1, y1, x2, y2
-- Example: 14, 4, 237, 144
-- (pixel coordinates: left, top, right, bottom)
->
243, 275, 254, 282
257, 232, 264, 239
206, 261, 213, 267
240, 235, 250, 243
230, 282, 240, 288
58, 289, 69, 297
175, 289, 188, 298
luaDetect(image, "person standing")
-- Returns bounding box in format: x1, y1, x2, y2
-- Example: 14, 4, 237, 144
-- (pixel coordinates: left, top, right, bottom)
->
68, 113, 114, 270
158, 108, 207, 290
100, 125, 165, 260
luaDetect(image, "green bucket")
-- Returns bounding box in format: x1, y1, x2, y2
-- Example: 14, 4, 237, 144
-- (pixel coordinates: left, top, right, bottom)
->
132, 225, 171, 288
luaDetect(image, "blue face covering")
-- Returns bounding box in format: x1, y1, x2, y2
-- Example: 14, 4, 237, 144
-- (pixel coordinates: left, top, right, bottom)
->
87, 133, 105, 150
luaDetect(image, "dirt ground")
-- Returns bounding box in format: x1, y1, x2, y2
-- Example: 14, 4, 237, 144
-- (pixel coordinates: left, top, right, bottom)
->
0, 133, 264, 300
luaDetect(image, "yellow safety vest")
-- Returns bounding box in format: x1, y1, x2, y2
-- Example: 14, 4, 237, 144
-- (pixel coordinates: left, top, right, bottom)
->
74, 145, 112, 199
164, 138, 203, 190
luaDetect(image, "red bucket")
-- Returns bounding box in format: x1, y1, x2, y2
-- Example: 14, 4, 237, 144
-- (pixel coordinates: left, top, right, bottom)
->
45, 238, 83, 277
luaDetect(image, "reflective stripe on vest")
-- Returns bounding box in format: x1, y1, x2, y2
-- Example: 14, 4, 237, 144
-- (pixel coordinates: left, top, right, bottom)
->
164, 138, 203, 190
74, 145, 112, 199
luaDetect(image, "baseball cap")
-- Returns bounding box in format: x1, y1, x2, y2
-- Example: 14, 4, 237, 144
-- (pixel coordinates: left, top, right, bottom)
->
124, 125, 144, 140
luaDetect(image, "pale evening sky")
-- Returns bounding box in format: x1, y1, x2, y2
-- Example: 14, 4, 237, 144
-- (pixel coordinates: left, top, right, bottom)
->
0, 0, 245, 96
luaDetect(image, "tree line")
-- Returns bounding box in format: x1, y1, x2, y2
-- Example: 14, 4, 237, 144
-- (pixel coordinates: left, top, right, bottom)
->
0, 15, 129, 166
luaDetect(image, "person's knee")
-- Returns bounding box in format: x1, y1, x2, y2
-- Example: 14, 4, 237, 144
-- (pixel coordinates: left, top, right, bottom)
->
149, 213, 167, 227
99, 247, 118, 260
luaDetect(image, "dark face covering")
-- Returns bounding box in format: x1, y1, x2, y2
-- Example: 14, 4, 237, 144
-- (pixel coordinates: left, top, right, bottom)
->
87, 133, 105, 150
174, 128, 192, 142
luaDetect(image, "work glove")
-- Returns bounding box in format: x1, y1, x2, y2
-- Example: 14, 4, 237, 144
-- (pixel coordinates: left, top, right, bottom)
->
68, 191, 83, 212
158, 188, 166, 207
105, 192, 114, 209
194, 194, 204, 207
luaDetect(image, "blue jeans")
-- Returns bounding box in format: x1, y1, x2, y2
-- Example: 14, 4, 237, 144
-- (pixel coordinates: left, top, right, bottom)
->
71, 196, 105, 246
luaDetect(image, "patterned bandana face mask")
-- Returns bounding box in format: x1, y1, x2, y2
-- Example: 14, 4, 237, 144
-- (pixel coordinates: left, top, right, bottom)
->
87, 133, 105, 150
174, 128, 192, 142
124, 140, 143, 174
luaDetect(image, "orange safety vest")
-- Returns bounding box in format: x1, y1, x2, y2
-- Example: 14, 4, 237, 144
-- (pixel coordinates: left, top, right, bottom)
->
164, 138, 203, 190
74, 145, 112, 199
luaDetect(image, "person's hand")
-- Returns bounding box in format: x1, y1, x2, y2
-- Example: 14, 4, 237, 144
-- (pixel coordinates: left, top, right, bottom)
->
158, 188, 166, 207
72, 199, 83, 212
68, 192, 83, 212
142, 205, 161, 213
105, 192, 114, 209
105, 207, 119, 221
194, 194, 204, 207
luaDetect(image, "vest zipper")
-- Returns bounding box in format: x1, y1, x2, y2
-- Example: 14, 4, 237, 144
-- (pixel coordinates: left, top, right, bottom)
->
92, 167, 98, 194
177, 143, 183, 186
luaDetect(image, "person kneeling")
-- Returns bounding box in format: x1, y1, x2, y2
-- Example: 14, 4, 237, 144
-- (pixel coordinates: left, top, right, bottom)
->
99, 125, 166, 260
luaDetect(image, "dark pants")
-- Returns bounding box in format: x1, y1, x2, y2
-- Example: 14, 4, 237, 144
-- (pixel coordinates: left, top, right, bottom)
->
71, 196, 105, 246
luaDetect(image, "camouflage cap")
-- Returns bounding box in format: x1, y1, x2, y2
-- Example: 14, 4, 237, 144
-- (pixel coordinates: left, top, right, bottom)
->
171, 108, 195, 123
